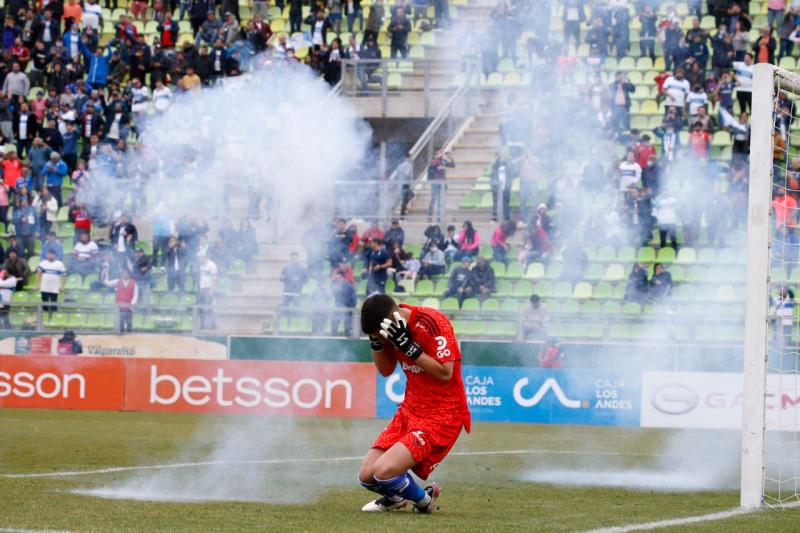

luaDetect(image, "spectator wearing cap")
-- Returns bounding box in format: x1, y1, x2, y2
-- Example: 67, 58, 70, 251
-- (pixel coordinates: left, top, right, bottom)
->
220, 12, 239, 46
40, 230, 63, 261
196, 10, 221, 48
442, 256, 472, 307
43, 152, 67, 207
384, 219, 405, 249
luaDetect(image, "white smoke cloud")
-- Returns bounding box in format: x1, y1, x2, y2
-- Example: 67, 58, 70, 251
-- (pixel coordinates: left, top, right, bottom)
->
81, 65, 372, 238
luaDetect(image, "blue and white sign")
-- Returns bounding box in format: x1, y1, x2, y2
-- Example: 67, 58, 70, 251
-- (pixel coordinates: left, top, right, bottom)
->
377, 366, 641, 426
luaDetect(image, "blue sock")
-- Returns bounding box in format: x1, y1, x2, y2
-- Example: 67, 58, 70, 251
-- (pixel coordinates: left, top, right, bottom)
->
360, 479, 381, 494
374, 473, 428, 504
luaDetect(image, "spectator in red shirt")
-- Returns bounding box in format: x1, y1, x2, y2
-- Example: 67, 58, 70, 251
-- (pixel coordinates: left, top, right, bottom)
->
538, 337, 563, 368
773, 187, 798, 229
1, 149, 22, 189
635, 134, 657, 168
688, 122, 710, 157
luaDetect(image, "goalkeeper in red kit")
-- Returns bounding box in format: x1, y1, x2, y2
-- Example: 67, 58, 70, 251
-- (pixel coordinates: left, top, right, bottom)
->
357, 293, 471, 513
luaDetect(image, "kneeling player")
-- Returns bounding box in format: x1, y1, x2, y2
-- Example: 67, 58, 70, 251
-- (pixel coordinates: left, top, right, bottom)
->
357, 294, 471, 513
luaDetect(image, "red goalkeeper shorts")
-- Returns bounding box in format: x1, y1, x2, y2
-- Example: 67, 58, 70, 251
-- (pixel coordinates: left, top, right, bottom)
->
372, 407, 464, 480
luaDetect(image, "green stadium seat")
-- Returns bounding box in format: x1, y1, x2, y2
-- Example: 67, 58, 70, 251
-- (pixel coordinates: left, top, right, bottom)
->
414, 279, 433, 297
525, 262, 545, 279
584, 264, 604, 281
561, 300, 580, 314
581, 301, 601, 314
604, 264, 625, 281
506, 263, 524, 278
697, 248, 717, 263
462, 299, 479, 311
532, 281, 551, 298
11, 291, 28, 302
597, 246, 616, 262
514, 280, 534, 298
617, 246, 635, 262
491, 262, 506, 277
670, 265, 686, 282
637, 247, 656, 263
65, 275, 82, 290
622, 302, 642, 314
656, 247, 676, 263
545, 263, 564, 279
482, 299, 500, 311
501, 299, 520, 312
594, 282, 613, 299
675, 247, 696, 264
496, 280, 513, 297
67, 313, 87, 328
441, 298, 459, 310
572, 282, 592, 299
609, 323, 630, 339
44, 312, 68, 329
718, 248, 739, 264
552, 282, 572, 298
422, 297, 440, 309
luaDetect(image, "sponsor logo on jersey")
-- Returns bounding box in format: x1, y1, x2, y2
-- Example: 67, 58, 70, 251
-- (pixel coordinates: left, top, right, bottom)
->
434, 336, 451, 359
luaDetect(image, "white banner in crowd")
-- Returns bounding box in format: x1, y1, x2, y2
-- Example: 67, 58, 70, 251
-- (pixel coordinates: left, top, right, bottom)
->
641, 371, 800, 431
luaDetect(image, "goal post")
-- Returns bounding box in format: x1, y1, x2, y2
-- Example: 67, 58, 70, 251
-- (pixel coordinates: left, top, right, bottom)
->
742, 63, 800, 509
741, 63, 774, 509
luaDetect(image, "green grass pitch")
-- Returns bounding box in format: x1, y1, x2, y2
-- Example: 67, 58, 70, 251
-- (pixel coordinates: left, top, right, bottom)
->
1, 409, 800, 532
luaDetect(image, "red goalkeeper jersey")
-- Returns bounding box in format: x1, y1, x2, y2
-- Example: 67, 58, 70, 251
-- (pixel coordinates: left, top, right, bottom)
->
386, 304, 471, 431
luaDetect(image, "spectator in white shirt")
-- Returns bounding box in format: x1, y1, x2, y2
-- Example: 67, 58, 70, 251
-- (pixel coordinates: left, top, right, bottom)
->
618, 150, 642, 192
686, 84, 709, 120
663, 67, 691, 116
733, 53, 754, 114
36, 248, 66, 313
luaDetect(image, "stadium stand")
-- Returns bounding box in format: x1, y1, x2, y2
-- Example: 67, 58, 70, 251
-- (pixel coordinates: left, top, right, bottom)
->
0, 0, 788, 346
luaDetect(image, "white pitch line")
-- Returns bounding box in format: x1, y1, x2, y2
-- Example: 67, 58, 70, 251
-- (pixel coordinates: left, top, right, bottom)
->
0, 527, 70, 533
579, 507, 753, 533
1, 448, 661, 479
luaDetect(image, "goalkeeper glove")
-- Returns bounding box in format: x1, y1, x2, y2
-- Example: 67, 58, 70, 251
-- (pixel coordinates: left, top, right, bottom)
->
369, 336, 384, 351
379, 311, 422, 360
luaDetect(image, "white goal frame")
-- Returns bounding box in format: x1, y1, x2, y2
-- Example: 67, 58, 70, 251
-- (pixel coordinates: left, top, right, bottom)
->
741, 63, 800, 509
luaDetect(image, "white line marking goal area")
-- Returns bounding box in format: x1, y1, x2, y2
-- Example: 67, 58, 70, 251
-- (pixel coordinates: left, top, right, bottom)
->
0, 448, 661, 479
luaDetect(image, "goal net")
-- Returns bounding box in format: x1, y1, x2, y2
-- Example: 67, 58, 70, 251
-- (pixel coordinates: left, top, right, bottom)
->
743, 64, 800, 508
